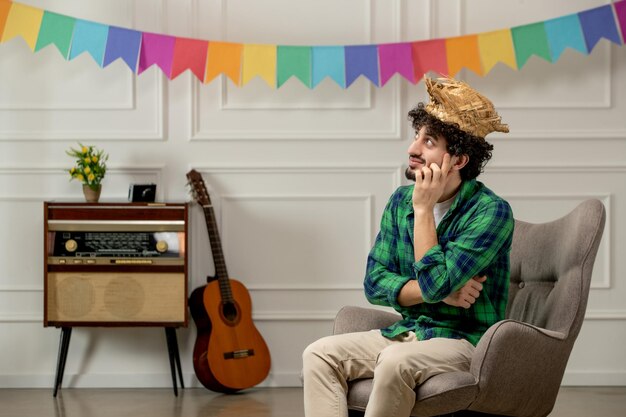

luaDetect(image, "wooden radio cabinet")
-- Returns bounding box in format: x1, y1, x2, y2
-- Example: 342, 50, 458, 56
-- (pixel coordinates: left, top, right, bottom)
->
44, 202, 189, 396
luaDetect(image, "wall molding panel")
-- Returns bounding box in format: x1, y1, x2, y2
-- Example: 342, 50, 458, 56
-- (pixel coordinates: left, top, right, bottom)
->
0, 0, 625, 388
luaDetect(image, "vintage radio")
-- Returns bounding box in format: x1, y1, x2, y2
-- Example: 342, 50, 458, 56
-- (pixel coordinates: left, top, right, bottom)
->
44, 202, 188, 327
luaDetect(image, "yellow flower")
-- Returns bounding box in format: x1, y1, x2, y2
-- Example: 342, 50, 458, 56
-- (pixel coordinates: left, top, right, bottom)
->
76, 174, 84, 181
70, 167, 76, 174
82, 146, 88, 154
84, 166, 91, 174
92, 156, 98, 163
88, 174, 95, 182
84, 157, 91, 164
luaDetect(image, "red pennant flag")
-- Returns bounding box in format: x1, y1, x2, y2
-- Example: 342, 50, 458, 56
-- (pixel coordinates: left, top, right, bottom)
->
412, 39, 448, 80
171, 37, 209, 81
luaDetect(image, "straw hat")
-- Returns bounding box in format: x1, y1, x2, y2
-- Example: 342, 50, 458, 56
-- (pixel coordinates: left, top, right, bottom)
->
424, 76, 509, 138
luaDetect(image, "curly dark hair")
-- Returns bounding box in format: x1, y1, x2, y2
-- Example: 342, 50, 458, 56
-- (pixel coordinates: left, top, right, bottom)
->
408, 103, 493, 181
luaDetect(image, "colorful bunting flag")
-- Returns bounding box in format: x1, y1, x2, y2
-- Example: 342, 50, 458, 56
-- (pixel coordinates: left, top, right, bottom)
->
312, 46, 345, 88
1, 2, 43, 50
277, 46, 311, 88
171, 37, 208, 81
0, 1, 11, 36
511, 22, 551, 68
242, 44, 277, 87
578, 5, 622, 51
616, 1, 626, 43
0, 1, 624, 89
35, 11, 75, 58
69, 20, 109, 66
478, 30, 517, 73
345, 45, 379, 87
205, 41, 243, 85
446, 35, 483, 76
544, 14, 587, 61
378, 43, 415, 86
103, 26, 142, 71
138, 32, 176, 76
412, 39, 447, 80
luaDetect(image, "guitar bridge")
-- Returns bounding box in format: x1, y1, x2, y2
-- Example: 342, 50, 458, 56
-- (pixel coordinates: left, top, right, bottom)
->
224, 349, 255, 360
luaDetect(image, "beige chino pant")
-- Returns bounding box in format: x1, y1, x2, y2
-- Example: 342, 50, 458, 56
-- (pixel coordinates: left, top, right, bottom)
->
302, 329, 474, 417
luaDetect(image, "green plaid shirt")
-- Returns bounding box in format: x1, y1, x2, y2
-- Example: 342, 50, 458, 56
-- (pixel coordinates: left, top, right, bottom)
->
364, 179, 514, 346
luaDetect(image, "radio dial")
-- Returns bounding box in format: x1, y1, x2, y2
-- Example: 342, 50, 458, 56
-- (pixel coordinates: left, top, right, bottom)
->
65, 239, 78, 252
156, 240, 168, 253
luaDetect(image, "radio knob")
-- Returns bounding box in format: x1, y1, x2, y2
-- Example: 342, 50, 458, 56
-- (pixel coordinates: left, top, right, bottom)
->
65, 239, 78, 252
156, 240, 168, 253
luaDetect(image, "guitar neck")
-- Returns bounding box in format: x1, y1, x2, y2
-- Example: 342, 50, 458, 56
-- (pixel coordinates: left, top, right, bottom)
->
201, 204, 233, 300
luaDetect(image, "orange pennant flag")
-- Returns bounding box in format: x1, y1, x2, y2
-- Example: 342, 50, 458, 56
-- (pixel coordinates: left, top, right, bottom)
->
478, 29, 517, 73
0, 0, 12, 37
445, 35, 483, 76
205, 41, 243, 85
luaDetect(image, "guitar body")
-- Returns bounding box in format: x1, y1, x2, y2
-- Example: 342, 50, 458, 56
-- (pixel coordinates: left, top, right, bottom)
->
205, 278, 270, 391
186, 169, 271, 393
190, 279, 271, 393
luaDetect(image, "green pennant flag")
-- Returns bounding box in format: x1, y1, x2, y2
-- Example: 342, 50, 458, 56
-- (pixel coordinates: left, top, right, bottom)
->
277, 46, 311, 88
35, 11, 76, 58
511, 22, 551, 68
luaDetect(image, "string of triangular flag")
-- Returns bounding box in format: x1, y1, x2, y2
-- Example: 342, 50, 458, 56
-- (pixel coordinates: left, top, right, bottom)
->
1, 0, 625, 88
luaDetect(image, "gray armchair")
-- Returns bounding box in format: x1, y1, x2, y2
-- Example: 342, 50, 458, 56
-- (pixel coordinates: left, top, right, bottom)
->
334, 199, 606, 417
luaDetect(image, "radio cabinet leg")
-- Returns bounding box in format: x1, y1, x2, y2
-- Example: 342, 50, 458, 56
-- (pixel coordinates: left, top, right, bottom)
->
53, 327, 72, 397
165, 328, 184, 396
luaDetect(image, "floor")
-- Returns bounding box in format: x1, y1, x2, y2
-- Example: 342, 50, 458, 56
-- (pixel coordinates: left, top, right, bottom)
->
0, 387, 624, 417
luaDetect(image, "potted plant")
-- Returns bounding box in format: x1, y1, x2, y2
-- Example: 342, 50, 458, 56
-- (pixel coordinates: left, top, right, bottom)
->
67, 143, 109, 202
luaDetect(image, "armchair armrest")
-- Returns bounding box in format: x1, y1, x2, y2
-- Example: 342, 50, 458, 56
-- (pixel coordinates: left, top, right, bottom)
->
468, 319, 570, 417
333, 306, 401, 335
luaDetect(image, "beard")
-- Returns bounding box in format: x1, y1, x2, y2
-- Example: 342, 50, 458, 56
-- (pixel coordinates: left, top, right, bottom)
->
405, 167, 417, 181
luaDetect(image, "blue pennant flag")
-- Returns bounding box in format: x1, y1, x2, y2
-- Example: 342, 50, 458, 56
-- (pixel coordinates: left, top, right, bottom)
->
578, 5, 622, 51
544, 14, 587, 60
312, 46, 346, 88
104, 26, 142, 71
344, 45, 379, 87
69, 20, 110, 66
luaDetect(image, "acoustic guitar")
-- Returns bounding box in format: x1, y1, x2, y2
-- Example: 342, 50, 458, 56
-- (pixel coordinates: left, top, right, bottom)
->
186, 169, 271, 393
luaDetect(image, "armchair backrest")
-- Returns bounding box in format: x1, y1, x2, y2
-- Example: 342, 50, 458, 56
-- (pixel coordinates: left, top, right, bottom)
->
506, 199, 606, 339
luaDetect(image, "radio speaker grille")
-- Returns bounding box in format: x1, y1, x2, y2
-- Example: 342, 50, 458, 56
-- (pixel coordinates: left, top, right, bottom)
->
47, 272, 185, 323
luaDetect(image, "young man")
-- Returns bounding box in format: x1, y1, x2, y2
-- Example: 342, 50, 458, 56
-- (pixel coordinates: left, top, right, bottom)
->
302, 76, 514, 417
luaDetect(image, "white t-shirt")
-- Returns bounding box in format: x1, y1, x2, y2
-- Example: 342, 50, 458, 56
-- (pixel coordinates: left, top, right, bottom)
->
434, 193, 457, 228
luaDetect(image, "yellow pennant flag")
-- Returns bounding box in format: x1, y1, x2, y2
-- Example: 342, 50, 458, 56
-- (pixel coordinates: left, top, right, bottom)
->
1, 2, 44, 51
242, 44, 277, 87
478, 29, 517, 73
205, 41, 243, 85
446, 35, 483, 76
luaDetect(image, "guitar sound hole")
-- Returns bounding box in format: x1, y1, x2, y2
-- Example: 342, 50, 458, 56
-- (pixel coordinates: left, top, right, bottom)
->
221, 301, 238, 323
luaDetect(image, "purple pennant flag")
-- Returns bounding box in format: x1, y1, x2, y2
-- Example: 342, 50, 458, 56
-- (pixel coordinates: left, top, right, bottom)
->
345, 45, 379, 87
378, 43, 415, 86
103, 26, 142, 71
578, 5, 622, 51
138, 32, 176, 77
615, 0, 626, 43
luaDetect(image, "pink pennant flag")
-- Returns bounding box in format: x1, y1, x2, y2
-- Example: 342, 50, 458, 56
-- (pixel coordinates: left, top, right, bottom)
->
411, 39, 448, 80
138, 32, 176, 77
171, 37, 209, 81
613, 0, 626, 43
378, 43, 415, 86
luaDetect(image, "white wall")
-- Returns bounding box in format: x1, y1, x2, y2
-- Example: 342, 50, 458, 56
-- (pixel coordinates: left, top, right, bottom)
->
1, 0, 625, 388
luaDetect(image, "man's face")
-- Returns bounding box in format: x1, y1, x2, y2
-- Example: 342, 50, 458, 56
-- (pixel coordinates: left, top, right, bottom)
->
405, 125, 449, 181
